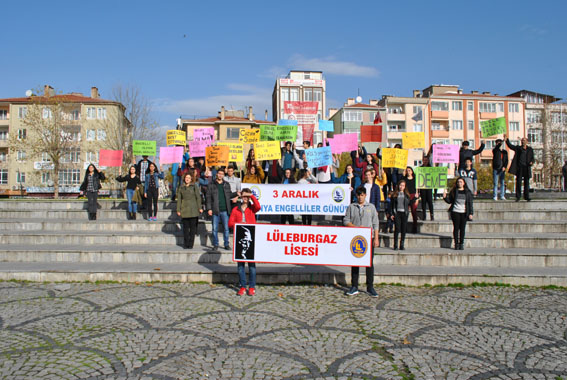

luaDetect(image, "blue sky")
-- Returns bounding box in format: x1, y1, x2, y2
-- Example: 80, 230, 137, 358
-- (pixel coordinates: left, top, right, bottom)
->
1, 0, 566, 131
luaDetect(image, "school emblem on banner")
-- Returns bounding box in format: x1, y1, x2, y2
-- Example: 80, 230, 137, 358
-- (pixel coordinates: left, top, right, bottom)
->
332, 186, 345, 203
249, 185, 261, 200
350, 236, 368, 258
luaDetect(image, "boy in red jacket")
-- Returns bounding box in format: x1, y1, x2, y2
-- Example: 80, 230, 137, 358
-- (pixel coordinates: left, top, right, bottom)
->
228, 188, 261, 296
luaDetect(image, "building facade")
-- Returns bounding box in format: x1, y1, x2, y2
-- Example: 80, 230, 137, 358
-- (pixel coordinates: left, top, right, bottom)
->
0, 86, 129, 196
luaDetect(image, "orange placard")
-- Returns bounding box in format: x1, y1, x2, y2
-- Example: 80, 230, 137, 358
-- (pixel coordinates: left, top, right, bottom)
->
360, 125, 382, 143
205, 145, 229, 167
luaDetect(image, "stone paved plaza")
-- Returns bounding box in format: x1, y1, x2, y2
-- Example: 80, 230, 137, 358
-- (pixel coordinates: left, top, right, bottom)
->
0, 282, 566, 380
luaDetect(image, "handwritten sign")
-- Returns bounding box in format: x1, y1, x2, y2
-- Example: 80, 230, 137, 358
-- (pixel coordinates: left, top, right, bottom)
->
402, 132, 425, 149
99, 150, 123, 167
166, 130, 186, 146
217, 142, 244, 162
159, 146, 184, 165
188, 128, 214, 157
133, 140, 156, 156
260, 124, 298, 141
481, 117, 506, 138
329, 133, 358, 154
239, 128, 260, 144
317, 120, 334, 132
206, 145, 229, 167
414, 167, 448, 189
254, 141, 281, 161
305, 146, 332, 168
432, 144, 459, 164
382, 148, 408, 169
360, 125, 382, 143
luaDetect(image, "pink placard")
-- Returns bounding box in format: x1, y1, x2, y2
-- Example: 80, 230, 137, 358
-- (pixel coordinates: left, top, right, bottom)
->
331, 133, 358, 154
99, 150, 123, 167
194, 127, 215, 143
432, 144, 460, 164
160, 146, 184, 165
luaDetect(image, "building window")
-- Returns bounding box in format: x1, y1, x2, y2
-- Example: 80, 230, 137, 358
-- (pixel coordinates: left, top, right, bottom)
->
281, 88, 289, 102
432, 122, 442, 130
413, 124, 423, 132
509, 121, 520, 132
509, 103, 519, 113
388, 123, 405, 131
87, 107, 96, 119
485, 140, 497, 149
413, 106, 422, 114
97, 108, 107, 120
304, 73, 310, 80
431, 101, 449, 111
0, 152, 6, 162
388, 106, 403, 114
342, 111, 362, 122
0, 110, 7, 120
527, 110, 542, 123
85, 151, 98, 163
17, 129, 26, 140
313, 89, 322, 102
467, 102, 474, 111
18, 107, 27, 119
528, 128, 542, 143
42, 108, 53, 119
0, 169, 7, 184
453, 139, 463, 146
479, 102, 497, 113
97, 129, 106, 141
551, 112, 562, 124
452, 101, 462, 111
16, 172, 25, 183
67, 110, 80, 120
16, 151, 26, 161
59, 169, 81, 185
432, 139, 450, 145
468, 120, 475, 130
226, 128, 240, 139
0, 130, 8, 140
41, 172, 51, 184
452, 120, 463, 130
290, 88, 299, 101
86, 129, 96, 141
304, 88, 313, 101
41, 152, 51, 162
468, 139, 475, 147
62, 149, 81, 163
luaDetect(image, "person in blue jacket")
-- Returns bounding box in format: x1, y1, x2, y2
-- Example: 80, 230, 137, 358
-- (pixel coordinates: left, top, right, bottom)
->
334, 164, 361, 203
144, 163, 164, 221
359, 168, 381, 212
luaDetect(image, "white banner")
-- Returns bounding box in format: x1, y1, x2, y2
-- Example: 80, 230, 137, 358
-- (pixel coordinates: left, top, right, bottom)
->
247, 184, 350, 215
233, 223, 372, 267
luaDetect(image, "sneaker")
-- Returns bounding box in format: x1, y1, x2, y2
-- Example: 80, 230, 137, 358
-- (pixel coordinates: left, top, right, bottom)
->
367, 286, 378, 298
247, 287, 255, 296
212, 245, 219, 251
237, 287, 246, 296
493, 197, 498, 201
500, 196, 506, 200
345, 286, 359, 296
224, 245, 231, 250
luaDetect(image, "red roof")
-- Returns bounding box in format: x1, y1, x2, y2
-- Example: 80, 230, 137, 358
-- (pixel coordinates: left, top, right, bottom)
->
0, 94, 120, 105
184, 116, 276, 124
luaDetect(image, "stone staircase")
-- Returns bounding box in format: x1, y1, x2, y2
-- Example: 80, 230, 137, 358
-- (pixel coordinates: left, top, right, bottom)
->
0, 198, 566, 286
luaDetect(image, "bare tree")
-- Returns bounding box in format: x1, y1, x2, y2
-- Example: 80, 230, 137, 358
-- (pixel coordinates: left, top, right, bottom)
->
9, 95, 81, 198
542, 106, 567, 189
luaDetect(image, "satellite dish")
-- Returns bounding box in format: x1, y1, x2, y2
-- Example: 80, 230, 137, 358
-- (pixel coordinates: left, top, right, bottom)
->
356, 96, 362, 103
25, 90, 33, 97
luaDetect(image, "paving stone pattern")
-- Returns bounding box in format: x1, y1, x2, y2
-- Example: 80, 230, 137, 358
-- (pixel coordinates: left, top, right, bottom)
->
0, 283, 566, 379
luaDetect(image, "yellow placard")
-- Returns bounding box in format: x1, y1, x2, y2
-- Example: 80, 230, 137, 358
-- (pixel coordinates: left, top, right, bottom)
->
205, 145, 230, 167
216, 142, 244, 162
166, 130, 186, 146
382, 148, 408, 169
239, 128, 260, 144
402, 132, 425, 149
253, 141, 281, 161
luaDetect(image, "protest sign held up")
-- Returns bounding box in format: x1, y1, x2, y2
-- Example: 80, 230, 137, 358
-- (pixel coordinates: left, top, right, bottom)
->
382, 148, 408, 169
166, 130, 186, 146
402, 132, 425, 149
360, 125, 382, 143
329, 133, 358, 154
305, 146, 332, 168
317, 120, 334, 132
481, 117, 506, 138
133, 140, 156, 156
99, 150, 123, 167
414, 167, 448, 189
260, 124, 298, 141
432, 144, 459, 164
206, 145, 230, 167
159, 146, 184, 165
254, 141, 281, 160
216, 142, 244, 162
239, 128, 260, 144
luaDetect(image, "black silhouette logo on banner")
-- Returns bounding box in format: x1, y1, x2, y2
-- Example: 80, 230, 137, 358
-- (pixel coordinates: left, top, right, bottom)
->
235, 225, 255, 260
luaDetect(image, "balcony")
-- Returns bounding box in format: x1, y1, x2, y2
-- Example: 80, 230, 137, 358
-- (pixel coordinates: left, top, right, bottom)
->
431, 129, 449, 138
479, 112, 497, 119
386, 113, 406, 121
431, 111, 449, 119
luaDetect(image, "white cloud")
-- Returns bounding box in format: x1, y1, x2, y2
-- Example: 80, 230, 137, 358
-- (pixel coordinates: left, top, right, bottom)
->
289, 54, 379, 78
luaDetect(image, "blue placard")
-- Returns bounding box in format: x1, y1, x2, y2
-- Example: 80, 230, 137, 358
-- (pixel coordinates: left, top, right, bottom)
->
305, 146, 333, 168
318, 120, 334, 132
278, 119, 298, 126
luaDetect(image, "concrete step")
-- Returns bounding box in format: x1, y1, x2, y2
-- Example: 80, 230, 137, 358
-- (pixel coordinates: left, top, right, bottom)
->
0, 230, 565, 249
417, 220, 567, 234
1, 245, 566, 268
0, 261, 565, 286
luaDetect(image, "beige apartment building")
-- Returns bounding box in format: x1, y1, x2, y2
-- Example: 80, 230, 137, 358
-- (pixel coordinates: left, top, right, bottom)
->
0, 86, 129, 196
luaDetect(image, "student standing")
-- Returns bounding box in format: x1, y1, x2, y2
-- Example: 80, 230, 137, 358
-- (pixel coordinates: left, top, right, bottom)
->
492, 139, 509, 200
388, 180, 413, 250
403, 167, 420, 233
419, 156, 435, 220
458, 140, 485, 172
224, 165, 242, 194
443, 177, 474, 250
206, 168, 236, 250
144, 163, 164, 221
80, 164, 105, 221
344, 186, 380, 297
116, 165, 141, 220
280, 168, 298, 225
335, 164, 361, 203
176, 171, 202, 249
362, 169, 381, 212
505, 135, 534, 202
136, 156, 153, 210
458, 158, 478, 196
228, 188, 261, 296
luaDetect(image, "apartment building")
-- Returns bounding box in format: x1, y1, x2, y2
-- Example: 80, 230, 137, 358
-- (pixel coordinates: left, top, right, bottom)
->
0, 86, 129, 196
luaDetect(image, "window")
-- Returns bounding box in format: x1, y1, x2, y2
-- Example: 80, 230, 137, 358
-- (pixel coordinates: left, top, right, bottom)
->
290, 88, 299, 101
452, 101, 462, 111
528, 128, 542, 143
18, 106, 27, 119
85, 151, 98, 162
468, 139, 475, 147
467, 102, 474, 111
342, 111, 362, 122
281, 88, 289, 102
97, 129, 106, 141
97, 108, 107, 120
42, 107, 52, 119
304, 88, 313, 101
453, 139, 463, 146
534, 149, 543, 162
479, 102, 497, 113
0, 169, 7, 184
413, 124, 423, 132
509, 121, 520, 132
304, 73, 310, 80
0, 110, 7, 120
452, 120, 463, 130
87, 107, 96, 119
67, 110, 80, 120
388, 123, 405, 131
388, 106, 403, 114
226, 127, 240, 139
432, 139, 449, 145
551, 112, 562, 124
58, 169, 81, 185
41, 172, 51, 184
432, 122, 442, 130
0, 152, 6, 162
527, 110, 542, 123
413, 106, 422, 114
17, 129, 27, 140
16, 151, 26, 161
485, 140, 496, 149
86, 129, 96, 141
313, 89, 322, 102
509, 103, 519, 113
498, 103, 504, 112
16, 172, 25, 183
468, 120, 475, 130
0, 130, 7, 140
431, 101, 449, 111
61, 149, 81, 163
41, 152, 51, 162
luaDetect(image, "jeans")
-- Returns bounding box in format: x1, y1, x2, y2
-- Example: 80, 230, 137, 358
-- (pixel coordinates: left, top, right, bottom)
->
172, 175, 179, 198
238, 262, 256, 288
493, 169, 506, 199
126, 189, 137, 213
147, 187, 159, 217
212, 211, 229, 247
451, 212, 468, 246
351, 246, 374, 287
86, 191, 98, 214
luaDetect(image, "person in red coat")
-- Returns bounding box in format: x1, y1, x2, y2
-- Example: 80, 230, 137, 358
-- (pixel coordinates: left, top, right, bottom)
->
228, 188, 261, 296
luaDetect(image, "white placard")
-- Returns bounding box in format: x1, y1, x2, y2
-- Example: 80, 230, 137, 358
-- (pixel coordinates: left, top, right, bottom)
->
247, 184, 350, 215
233, 223, 372, 267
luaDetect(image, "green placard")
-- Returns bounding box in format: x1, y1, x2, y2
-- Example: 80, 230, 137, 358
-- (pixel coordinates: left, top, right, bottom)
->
480, 117, 506, 138
133, 140, 156, 156
259, 124, 298, 141
415, 166, 448, 189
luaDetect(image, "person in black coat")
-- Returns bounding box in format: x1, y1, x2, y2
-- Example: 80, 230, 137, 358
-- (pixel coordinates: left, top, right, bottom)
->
492, 139, 509, 200
443, 177, 474, 250
388, 180, 417, 250
504, 135, 534, 201
458, 140, 485, 172
79, 164, 105, 220
206, 168, 237, 250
